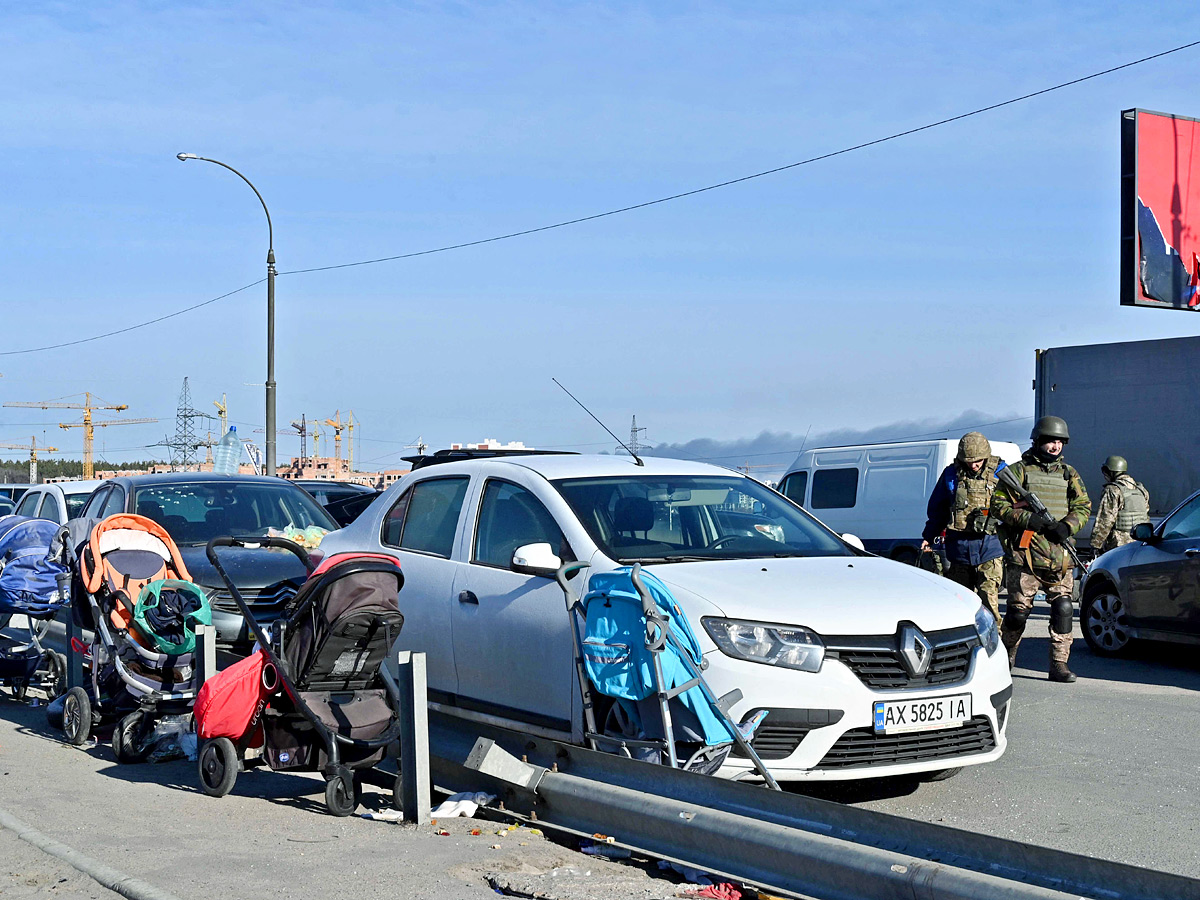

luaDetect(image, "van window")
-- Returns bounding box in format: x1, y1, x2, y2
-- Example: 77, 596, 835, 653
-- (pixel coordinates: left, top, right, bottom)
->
863, 466, 927, 506
779, 471, 808, 506
811, 468, 858, 509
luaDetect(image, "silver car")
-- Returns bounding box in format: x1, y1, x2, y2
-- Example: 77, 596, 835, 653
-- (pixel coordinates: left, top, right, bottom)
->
1080, 488, 1200, 655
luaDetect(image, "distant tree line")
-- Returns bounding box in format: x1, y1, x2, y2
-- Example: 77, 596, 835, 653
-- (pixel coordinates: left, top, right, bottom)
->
0, 458, 167, 484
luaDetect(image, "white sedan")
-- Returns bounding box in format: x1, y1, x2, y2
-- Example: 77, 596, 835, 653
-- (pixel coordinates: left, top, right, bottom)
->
320, 451, 1012, 782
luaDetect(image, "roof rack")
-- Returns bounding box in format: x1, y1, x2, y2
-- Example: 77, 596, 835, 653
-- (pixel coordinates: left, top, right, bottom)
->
402, 448, 579, 471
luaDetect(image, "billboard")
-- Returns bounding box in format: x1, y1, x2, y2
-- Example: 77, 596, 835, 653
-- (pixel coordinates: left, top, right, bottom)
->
1120, 108, 1200, 310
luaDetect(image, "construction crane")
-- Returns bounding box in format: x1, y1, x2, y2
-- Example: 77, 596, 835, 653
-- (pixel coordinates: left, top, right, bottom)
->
346, 410, 357, 471
290, 414, 309, 463
311, 419, 322, 460
3, 393, 155, 479
404, 436, 429, 457
0, 436, 58, 483
323, 410, 345, 470
213, 394, 228, 433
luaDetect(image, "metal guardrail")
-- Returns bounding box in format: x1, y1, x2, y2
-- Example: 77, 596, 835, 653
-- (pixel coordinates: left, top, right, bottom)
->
427, 709, 1200, 900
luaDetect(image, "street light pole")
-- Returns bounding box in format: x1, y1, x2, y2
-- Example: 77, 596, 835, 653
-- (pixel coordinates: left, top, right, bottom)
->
177, 153, 278, 476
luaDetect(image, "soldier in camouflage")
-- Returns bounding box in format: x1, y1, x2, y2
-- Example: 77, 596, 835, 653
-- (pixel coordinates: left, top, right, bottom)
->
1090, 455, 1150, 555
920, 432, 1006, 623
992, 416, 1091, 683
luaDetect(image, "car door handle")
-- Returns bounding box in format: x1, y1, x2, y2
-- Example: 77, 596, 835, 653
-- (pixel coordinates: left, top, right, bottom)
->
458, 590, 479, 605
1185, 548, 1200, 558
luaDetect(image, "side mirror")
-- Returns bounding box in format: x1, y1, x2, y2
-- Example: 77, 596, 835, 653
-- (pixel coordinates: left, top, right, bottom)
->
841, 533, 866, 551
1131, 522, 1156, 543
512, 542, 562, 577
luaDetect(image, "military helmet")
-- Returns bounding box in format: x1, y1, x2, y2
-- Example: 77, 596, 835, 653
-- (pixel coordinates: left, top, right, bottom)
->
956, 431, 991, 463
1030, 415, 1070, 444
1102, 454, 1128, 475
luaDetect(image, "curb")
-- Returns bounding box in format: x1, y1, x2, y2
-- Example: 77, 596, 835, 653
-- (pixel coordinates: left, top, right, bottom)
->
0, 806, 185, 900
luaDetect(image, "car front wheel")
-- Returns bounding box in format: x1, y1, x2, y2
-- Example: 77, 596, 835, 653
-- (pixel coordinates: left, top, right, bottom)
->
1082, 587, 1132, 656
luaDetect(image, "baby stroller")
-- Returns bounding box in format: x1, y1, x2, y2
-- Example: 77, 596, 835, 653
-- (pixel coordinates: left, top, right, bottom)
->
0, 515, 70, 702
61, 514, 211, 762
195, 537, 404, 816
557, 561, 780, 789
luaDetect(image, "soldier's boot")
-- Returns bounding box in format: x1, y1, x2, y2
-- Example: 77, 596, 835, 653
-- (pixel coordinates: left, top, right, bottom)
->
1048, 595, 1075, 682
1048, 660, 1077, 683
1000, 607, 1028, 671
1005, 638, 1020, 671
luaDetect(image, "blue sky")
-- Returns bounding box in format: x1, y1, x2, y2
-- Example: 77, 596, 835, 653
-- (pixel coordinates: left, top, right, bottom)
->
3, 2, 1199, 477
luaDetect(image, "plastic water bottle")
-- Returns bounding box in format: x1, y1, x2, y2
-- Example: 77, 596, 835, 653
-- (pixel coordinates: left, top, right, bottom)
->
213, 426, 240, 475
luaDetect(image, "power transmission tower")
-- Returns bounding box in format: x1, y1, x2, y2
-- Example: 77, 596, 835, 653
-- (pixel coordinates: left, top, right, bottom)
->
167, 377, 210, 469
623, 415, 648, 457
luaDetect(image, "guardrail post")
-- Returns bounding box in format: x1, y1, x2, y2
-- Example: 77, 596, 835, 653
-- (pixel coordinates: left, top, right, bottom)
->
395, 650, 430, 825
194, 624, 216, 684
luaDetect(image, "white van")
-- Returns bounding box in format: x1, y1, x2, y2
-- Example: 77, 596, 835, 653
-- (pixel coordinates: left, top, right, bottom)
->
778, 439, 1022, 564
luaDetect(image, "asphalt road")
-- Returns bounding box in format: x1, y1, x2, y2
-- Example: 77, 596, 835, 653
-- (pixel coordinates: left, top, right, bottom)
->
2, 606, 1198, 898
790, 607, 1200, 880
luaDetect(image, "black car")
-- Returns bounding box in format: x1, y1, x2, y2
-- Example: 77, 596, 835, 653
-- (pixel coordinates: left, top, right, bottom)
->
292, 480, 379, 526
1080, 488, 1200, 656
80, 473, 338, 649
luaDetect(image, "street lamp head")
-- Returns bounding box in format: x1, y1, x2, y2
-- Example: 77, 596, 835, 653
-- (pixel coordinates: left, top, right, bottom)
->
176, 152, 199, 161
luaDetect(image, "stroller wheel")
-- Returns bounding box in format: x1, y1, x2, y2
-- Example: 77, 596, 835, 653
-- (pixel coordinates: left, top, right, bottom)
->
112, 712, 151, 764
324, 770, 357, 817
198, 738, 238, 797
62, 687, 92, 746
10, 679, 28, 702
40, 651, 67, 701
392, 772, 403, 811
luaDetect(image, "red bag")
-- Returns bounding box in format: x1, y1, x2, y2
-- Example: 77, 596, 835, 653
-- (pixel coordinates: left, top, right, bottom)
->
194, 650, 276, 744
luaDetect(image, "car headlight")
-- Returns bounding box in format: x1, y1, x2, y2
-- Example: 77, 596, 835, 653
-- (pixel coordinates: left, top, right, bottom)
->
975, 605, 999, 656
702, 618, 825, 672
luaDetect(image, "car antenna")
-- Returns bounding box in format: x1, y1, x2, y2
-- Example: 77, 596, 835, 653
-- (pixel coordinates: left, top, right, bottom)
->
552, 378, 643, 466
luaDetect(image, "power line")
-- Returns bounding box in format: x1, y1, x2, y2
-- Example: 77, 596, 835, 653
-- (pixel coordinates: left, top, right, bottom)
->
281, 40, 1200, 278
4, 40, 1198, 357
0, 280, 264, 357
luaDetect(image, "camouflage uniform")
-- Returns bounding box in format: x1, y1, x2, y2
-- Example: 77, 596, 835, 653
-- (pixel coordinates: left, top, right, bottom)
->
947, 557, 1004, 624
921, 433, 1006, 622
1090, 474, 1150, 554
992, 449, 1091, 674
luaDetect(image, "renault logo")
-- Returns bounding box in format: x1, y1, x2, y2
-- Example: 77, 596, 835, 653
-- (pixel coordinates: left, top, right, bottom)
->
899, 624, 933, 677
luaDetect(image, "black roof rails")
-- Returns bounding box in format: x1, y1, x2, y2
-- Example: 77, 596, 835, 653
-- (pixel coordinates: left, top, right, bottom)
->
402, 448, 579, 471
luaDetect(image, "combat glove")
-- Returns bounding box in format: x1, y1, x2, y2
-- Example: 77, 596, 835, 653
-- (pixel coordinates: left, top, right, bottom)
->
1026, 512, 1055, 534
1045, 520, 1073, 544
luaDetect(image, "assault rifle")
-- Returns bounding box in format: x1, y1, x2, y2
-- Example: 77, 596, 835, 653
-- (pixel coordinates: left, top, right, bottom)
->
997, 467, 1088, 572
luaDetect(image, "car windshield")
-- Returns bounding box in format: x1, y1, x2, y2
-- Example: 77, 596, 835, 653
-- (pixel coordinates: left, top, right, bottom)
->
64, 493, 91, 519
1161, 492, 1200, 540
553, 474, 852, 562
132, 482, 336, 546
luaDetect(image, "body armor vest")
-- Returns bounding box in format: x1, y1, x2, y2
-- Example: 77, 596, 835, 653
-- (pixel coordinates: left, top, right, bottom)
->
950, 456, 1000, 534
1021, 462, 1070, 520
1114, 479, 1150, 531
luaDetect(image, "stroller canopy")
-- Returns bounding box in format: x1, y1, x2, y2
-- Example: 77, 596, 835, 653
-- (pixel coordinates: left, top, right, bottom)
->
0, 515, 69, 617
80, 514, 193, 632
581, 568, 736, 747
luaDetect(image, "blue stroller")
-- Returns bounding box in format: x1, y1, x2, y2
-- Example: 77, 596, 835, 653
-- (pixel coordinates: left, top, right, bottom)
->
556, 562, 780, 789
0, 516, 70, 701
